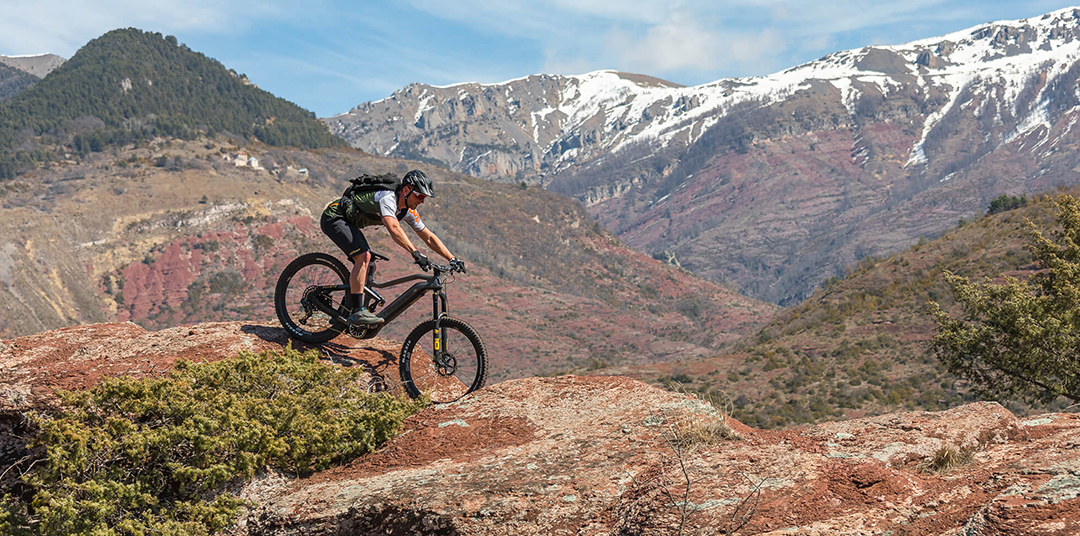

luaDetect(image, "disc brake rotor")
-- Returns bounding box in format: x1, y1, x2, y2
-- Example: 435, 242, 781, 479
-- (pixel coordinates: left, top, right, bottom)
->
437, 353, 458, 376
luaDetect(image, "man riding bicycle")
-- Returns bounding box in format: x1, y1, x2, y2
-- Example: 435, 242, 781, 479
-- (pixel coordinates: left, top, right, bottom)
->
320, 169, 464, 326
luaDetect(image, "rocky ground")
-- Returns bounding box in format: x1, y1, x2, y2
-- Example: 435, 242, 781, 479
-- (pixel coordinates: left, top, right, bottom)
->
2, 322, 1079, 535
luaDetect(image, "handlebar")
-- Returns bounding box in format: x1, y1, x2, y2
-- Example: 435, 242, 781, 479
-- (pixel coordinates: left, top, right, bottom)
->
367, 250, 464, 276
422, 262, 465, 275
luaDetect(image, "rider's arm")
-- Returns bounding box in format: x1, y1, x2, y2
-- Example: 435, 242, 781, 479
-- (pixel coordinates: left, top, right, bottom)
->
381, 215, 421, 254
415, 228, 454, 261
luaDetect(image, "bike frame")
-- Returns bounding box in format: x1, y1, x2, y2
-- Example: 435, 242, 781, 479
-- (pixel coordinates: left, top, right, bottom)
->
359, 270, 449, 339
304, 254, 451, 359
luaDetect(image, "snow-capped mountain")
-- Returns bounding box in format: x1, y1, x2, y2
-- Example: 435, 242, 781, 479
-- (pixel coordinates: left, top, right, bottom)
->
327, 7, 1080, 305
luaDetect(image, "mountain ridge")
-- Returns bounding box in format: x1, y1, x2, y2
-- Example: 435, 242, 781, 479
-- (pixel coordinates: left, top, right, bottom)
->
325, 6, 1080, 306
0, 53, 65, 78
0, 29, 342, 179
328, 6, 1080, 183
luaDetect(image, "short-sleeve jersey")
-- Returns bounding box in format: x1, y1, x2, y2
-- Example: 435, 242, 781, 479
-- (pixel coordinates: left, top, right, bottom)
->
374, 190, 425, 232
322, 188, 425, 232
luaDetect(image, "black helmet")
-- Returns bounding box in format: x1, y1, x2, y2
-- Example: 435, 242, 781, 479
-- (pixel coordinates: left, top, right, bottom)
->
402, 169, 435, 198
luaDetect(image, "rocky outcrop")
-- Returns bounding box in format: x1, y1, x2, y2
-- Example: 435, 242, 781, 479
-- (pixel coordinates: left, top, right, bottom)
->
3, 321, 1080, 534
0, 320, 426, 418
915, 49, 938, 68
234, 384, 1080, 535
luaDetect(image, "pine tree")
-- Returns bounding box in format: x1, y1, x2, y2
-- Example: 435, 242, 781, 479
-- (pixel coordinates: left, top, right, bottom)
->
930, 194, 1080, 403
0, 28, 343, 180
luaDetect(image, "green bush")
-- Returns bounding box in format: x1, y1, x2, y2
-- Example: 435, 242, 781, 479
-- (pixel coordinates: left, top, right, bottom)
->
0, 347, 427, 536
987, 193, 1027, 215
931, 194, 1080, 404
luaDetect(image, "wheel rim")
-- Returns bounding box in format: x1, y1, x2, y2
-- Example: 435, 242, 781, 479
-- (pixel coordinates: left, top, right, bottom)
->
283, 263, 344, 336
408, 327, 481, 403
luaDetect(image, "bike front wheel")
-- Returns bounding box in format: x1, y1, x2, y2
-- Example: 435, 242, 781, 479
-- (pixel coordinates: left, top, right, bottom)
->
275, 252, 350, 344
399, 317, 488, 403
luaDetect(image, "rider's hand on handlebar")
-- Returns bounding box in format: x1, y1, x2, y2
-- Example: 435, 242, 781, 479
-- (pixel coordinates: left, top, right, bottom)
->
449, 257, 466, 273
412, 250, 431, 271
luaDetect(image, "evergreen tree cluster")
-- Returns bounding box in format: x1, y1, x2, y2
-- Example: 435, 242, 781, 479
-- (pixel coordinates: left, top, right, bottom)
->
986, 193, 1028, 215
931, 194, 1080, 404
0, 28, 344, 180
0, 62, 38, 103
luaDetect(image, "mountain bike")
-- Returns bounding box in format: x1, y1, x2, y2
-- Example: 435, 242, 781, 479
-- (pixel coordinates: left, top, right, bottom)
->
274, 251, 487, 403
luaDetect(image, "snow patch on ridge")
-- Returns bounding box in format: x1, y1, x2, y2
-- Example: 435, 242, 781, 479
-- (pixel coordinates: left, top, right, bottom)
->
414, 92, 434, 125
334, 6, 1080, 181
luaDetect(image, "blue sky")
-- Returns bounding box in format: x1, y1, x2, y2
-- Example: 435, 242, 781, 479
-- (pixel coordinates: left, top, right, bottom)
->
0, 0, 1073, 117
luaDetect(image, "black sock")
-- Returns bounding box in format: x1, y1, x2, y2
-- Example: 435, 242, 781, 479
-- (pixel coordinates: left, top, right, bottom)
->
351, 294, 364, 311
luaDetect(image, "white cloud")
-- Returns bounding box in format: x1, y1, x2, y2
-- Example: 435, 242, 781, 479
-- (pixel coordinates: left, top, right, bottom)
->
0, 0, 299, 56
801, 34, 836, 53
396, 0, 984, 80
603, 11, 785, 75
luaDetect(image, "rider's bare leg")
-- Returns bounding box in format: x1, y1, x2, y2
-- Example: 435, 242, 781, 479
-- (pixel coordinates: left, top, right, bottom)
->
348, 251, 383, 324
350, 251, 370, 296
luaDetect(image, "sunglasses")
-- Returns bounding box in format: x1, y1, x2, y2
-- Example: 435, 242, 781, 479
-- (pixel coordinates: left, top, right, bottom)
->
410, 190, 428, 200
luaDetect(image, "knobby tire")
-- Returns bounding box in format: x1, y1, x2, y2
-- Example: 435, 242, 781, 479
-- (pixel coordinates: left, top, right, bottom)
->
399, 317, 487, 403
275, 252, 350, 344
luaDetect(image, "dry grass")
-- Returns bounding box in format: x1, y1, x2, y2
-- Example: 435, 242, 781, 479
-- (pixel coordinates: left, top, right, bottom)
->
664, 385, 742, 450
668, 415, 741, 450
917, 444, 976, 474
647, 387, 751, 536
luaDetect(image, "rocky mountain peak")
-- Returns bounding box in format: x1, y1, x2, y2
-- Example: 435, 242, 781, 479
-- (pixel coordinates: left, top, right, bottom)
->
327, 7, 1080, 190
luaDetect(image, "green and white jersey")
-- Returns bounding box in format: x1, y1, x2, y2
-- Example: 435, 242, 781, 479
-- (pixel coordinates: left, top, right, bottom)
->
324, 189, 425, 231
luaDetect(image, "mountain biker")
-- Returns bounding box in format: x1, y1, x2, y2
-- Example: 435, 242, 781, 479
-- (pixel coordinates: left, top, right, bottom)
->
320, 169, 465, 325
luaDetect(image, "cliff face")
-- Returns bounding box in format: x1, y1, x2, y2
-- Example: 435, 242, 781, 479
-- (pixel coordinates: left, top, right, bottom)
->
3, 322, 1079, 535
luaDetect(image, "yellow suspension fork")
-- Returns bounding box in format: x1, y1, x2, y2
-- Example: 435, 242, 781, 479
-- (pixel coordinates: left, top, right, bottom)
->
432, 290, 448, 363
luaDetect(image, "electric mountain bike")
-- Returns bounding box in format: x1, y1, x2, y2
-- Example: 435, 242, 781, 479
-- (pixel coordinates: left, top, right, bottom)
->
274, 251, 487, 403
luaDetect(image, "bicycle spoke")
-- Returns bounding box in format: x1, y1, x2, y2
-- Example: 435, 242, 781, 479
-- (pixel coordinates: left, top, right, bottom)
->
411, 339, 471, 400
275, 253, 349, 343
288, 267, 338, 331
400, 318, 486, 403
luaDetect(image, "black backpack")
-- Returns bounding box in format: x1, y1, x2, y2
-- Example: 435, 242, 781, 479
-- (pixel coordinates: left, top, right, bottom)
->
340, 173, 401, 216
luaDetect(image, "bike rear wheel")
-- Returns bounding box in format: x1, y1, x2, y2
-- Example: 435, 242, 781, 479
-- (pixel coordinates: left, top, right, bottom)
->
399, 317, 487, 403
275, 252, 350, 343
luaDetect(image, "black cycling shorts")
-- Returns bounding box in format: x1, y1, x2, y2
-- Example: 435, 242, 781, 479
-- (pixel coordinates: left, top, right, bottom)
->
320, 213, 369, 260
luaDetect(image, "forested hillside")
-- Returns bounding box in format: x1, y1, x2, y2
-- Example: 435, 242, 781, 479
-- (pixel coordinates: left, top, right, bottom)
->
0, 28, 343, 180
0, 62, 36, 103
